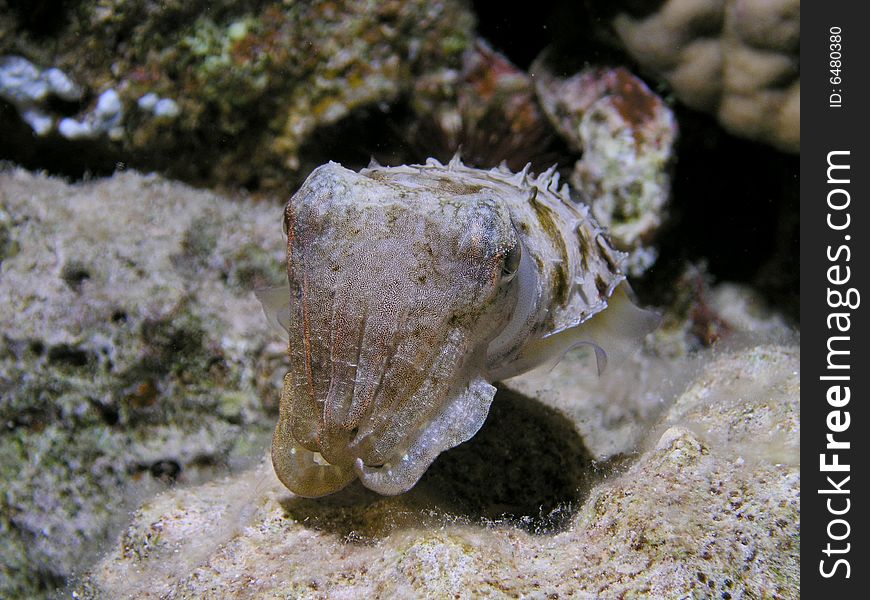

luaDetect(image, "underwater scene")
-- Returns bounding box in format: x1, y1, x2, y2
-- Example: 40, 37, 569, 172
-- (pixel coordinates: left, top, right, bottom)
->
1, 1, 798, 597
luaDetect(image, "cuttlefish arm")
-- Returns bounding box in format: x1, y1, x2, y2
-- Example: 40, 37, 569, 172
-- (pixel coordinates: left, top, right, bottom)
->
353, 376, 496, 495
271, 373, 357, 497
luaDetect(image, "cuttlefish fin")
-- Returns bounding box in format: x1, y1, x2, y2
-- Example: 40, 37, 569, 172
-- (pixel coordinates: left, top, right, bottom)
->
254, 284, 291, 335
548, 282, 660, 373
566, 282, 660, 372
497, 282, 659, 379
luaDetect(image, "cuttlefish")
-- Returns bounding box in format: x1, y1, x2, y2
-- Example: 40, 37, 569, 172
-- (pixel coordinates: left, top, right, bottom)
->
258, 157, 657, 497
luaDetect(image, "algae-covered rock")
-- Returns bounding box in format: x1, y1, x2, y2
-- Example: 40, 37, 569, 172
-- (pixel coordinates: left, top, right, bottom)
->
407, 39, 555, 172
531, 59, 677, 276
77, 344, 799, 599
0, 169, 287, 598
1, 0, 475, 190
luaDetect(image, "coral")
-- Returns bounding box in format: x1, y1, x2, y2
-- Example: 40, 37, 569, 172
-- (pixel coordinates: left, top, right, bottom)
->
0, 169, 288, 598
408, 39, 554, 171
613, 0, 799, 152
76, 344, 799, 598
532, 60, 677, 275
0, 55, 82, 135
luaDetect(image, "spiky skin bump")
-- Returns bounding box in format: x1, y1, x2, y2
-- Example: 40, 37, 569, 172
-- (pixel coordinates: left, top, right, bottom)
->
266, 157, 638, 497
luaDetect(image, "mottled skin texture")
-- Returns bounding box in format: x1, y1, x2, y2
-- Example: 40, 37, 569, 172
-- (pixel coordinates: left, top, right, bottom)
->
263, 158, 648, 496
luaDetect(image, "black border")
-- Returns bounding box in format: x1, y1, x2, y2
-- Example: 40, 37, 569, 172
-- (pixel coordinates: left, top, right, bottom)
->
801, 2, 869, 595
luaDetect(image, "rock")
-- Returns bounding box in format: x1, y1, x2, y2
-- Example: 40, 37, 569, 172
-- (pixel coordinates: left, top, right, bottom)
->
531, 60, 677, 276
0, 168, 287, 598
1, 0, 475, 190
408, 39, 555, 172
77, 344, 799, 599
507, 269, 794, 461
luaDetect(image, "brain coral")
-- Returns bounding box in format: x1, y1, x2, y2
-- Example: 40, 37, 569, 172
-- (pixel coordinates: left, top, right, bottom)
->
614, 0, 799, 152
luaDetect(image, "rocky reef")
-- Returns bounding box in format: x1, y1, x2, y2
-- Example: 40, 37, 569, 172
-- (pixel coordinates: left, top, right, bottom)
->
0, 1, 799, 597
1, 0, 475, 189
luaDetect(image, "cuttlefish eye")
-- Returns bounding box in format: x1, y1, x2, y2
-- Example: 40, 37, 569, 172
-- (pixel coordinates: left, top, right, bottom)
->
500, 239, 522, 282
